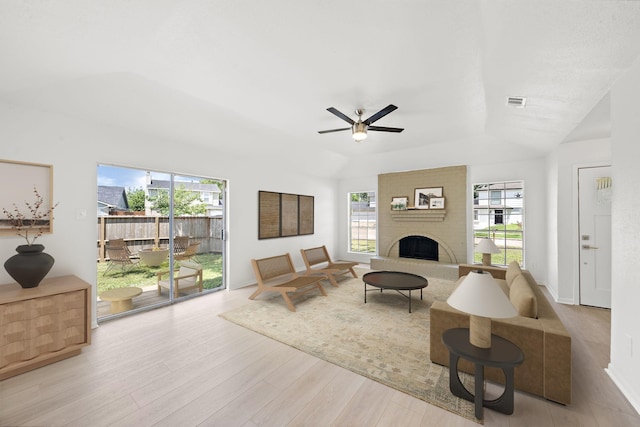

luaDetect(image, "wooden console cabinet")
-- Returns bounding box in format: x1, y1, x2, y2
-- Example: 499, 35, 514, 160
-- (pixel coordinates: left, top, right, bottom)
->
0, 275, 92, 380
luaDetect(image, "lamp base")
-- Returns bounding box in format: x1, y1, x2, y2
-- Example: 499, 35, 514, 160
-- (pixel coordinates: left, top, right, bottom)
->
469, 315, 491, 348
482, 253, 492, 266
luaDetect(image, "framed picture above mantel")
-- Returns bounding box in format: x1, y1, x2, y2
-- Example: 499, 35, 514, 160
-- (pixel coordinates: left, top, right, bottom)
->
391, 196, 408, 211
414, 187, 443, 209
429, 197, 445, 209
258, 191, 314, 239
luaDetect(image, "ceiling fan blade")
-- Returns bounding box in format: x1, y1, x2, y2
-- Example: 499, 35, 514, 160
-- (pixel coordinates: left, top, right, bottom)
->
326, 107, 355, 125
318, 127, 351, 134
368, 126, 404, 133
364, 104, 398, 125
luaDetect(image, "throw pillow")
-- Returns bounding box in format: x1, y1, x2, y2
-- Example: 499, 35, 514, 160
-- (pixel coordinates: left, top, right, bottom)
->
505, 261, 522, 288
509, 274, 538, 318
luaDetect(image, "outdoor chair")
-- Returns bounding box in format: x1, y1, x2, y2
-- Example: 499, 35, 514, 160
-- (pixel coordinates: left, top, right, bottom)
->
157, 261, 203, 298
104, 241, 140, 275
175, 242, 200, 263
173, 236, 190, 255
107, 238, 126, 249
300, 245, 358, 287
249, 253, 327, 312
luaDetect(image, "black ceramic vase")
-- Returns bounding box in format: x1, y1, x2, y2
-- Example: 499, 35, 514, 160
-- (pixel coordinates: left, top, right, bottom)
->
4, 244, 55, 288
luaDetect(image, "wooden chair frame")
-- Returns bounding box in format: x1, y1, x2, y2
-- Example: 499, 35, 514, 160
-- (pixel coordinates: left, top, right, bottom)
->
157, 261, 203, 298
249, 253, 327, 312
300, 245, 358, 287
104, 240, 140, 275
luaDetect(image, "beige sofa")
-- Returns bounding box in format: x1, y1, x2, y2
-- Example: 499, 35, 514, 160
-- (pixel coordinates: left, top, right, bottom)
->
430, 262, 572, 405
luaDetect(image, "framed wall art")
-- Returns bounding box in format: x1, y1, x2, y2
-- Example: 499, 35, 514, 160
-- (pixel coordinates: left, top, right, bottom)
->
258, 191, 314, 239
298, 195, 314, 235
391, 196, 408, 211
0, 159, 54, 235
414, 187, 443, 209
429, 197, 445, 209
258, 191, 281, 239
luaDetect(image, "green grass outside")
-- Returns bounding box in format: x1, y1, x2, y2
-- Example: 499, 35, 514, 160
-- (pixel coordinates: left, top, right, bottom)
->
474, 224, 523, 239
351, 240, 376, 253
97, 252, 223, 294
473, 250, 523, 266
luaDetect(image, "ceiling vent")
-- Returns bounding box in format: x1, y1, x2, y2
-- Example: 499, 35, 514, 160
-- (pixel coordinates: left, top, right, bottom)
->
507, 96, 527, 108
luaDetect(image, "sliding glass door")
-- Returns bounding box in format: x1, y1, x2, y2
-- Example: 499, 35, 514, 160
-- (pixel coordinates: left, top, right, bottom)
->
97, 164, 226, 321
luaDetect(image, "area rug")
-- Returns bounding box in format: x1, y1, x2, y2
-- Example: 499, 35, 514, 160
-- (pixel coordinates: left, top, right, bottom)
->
219, 269, 479, 423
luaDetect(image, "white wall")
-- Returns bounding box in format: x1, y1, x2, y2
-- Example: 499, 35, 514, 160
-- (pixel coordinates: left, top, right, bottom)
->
545, 152, 560, 299
608, 56, 640, 413
0, 101, 339, 326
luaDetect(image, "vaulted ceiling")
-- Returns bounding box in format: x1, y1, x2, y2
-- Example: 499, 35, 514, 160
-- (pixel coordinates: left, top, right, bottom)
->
1, 1, 639, 166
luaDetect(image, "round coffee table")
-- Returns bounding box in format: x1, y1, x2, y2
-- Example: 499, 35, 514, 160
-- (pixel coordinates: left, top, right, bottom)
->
362, 271, 428, 313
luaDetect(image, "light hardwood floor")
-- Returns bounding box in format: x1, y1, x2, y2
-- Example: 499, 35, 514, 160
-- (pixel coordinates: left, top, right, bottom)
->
1, 270, 639, 426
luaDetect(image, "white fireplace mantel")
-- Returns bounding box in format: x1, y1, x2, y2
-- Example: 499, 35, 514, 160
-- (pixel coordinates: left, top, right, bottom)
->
390, 210, 446, 222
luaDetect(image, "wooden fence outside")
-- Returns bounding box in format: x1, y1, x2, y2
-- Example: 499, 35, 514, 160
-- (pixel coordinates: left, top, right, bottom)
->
97, 215, 223, 262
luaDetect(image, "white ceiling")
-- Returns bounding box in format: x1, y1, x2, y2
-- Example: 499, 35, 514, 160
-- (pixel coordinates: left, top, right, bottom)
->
1, 1, 640, 163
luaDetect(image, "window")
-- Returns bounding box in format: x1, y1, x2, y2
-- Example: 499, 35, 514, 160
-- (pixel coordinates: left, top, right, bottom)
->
201, 192, 212, 204
349, 191, 376, 253
472, 181, 524, 266
490, 190, 501, 205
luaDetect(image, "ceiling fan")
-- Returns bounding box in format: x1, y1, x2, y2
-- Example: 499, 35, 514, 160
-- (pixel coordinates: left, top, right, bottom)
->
318, 104, 404, 142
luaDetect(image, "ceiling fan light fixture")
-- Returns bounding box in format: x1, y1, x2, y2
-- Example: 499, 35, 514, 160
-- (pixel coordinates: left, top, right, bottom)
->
352, 122, 368, 142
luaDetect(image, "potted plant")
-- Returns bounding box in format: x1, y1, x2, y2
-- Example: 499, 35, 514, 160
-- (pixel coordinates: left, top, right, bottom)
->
2, 187, 59, 288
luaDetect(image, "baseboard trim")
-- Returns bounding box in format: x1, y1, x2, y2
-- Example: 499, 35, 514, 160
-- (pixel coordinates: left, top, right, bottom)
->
606, 363, 640, 416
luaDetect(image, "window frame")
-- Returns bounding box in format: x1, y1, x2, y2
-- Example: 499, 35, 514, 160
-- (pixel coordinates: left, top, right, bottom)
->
472, 181, 524, 266
348, 191, 377, 254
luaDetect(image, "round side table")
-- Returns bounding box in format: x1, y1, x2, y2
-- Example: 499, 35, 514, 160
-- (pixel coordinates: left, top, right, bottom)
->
442, 328, 524, 420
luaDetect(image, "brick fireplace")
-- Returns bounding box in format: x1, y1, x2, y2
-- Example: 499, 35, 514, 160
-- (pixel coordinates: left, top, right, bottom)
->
371, 165, 467, 280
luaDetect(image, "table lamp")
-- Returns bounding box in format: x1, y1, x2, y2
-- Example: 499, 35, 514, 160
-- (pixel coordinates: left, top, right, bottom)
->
475, 238, 500, 266
446, 270, 518, 348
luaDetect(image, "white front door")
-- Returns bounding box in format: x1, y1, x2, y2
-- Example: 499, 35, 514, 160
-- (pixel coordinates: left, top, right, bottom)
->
578, 166, 612, 308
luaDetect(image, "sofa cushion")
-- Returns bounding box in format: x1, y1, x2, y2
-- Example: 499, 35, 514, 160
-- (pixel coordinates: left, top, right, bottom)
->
495, 278, 509, 296
506, 261, 523, 288
510, 274, 538, 318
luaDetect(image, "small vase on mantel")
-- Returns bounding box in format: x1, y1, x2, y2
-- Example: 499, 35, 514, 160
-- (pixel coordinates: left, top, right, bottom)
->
4, 244, 55, 288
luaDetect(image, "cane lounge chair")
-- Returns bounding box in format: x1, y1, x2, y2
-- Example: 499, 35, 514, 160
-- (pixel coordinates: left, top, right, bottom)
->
300, 245, 358, 287
249, 253, 327, 312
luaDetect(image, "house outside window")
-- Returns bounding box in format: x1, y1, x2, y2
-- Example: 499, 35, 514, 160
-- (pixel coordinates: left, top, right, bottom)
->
145, 173, 223, 217
349, 191, 376, 254
473, 181, 524, 266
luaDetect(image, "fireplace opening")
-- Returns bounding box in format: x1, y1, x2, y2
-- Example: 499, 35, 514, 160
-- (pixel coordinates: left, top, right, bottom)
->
399, 235, 439, 261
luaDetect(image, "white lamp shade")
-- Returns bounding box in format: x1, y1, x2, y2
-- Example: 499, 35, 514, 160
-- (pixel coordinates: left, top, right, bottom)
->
447, 271, 518, 319
475, 238, 500, 254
